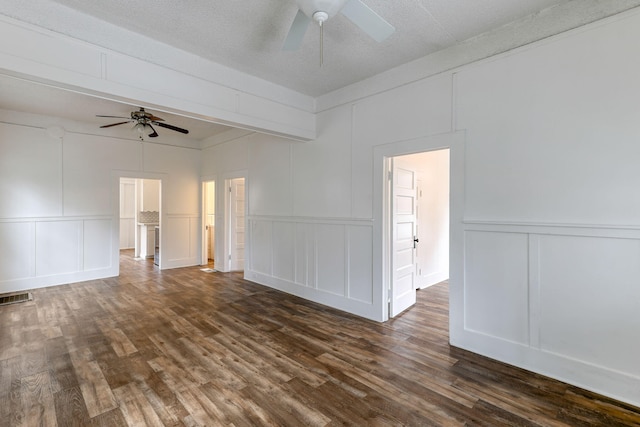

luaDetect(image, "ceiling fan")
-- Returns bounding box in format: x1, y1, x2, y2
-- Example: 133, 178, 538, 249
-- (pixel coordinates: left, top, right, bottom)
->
283, 0, 395, 65
97, 107, 189, 140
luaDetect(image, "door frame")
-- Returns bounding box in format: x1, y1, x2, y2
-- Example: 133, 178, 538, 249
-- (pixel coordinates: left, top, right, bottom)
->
218, 171, 248, 273
111, 170, 166, 274
200, 176, 216, 266
373, 131, 464, 322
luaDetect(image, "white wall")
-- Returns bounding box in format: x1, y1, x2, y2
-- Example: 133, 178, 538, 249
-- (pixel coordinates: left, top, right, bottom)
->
450, 10, 640, 406
0, 112, 201, 292
202, 10, 640, 407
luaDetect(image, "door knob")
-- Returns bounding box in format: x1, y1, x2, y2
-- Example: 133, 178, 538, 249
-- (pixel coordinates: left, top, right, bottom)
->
413, 237, 419, 248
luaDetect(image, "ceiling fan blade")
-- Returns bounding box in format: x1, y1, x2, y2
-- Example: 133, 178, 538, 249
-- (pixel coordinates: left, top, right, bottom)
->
283, 9, 311, 51
340, 0, 395, 42
100, 121, 132, 128
96, 115, 130, 119
154, 122, 189, 134
146, 124, 159, 138
148, 114, 164, 122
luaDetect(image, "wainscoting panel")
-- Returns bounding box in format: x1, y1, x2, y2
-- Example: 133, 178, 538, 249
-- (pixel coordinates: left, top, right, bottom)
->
294, 222, 311, 287
538, 234, 640, 378
0, 221, 34, 282
250, 220, 273, 276
0, 217, 117, 293
163, 215, 199, 268
246, 217, 375, 319
316, 224, 346, 297
272, 221, 295, 282
119, 218, 135, 249
458, 221, 640, 407
84, 219, 113, 271
347, 225, 373, 303
36, 220, 82, 276
463, 230, 530, 345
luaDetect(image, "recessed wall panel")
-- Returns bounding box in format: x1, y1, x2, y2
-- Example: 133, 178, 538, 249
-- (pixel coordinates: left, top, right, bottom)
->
84, 219, 112, 271
164, 217, 190, 261
539, 235, 640, 377
272, 222, 295, 282
0, 222, 35, 281
464, 230, 529, 344
250, 220, 273, 275
36, 221, 81, 276
294, 223, 308, 286
316, 224, 345, 296
348, 225, 373, 303
63, 133, 139, 216
0, 124, 62, 218
248, 135, 292, 216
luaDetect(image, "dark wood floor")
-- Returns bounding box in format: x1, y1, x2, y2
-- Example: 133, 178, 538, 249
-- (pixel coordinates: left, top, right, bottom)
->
1, 250, 639, 426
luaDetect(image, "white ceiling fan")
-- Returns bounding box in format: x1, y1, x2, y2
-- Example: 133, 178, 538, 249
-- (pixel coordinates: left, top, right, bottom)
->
283, 0, 395, 65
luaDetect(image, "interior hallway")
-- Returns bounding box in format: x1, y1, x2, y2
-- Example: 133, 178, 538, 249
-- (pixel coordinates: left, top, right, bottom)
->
0, 251, 638, 425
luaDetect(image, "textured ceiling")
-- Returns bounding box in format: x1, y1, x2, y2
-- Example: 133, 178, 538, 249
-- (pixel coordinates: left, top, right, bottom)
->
1, 0, 573, 97
2, 0, 639, 142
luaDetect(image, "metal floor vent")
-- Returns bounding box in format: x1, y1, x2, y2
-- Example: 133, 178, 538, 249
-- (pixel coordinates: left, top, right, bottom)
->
0, 292, 33, 306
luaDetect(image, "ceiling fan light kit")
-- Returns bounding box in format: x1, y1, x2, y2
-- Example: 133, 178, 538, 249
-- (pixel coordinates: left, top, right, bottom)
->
284, 0, 394, 66
97, 107, 188, 141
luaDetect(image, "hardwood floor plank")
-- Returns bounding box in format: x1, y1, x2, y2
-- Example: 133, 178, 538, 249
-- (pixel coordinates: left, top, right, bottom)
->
19, 371, 57, 427
68, 350, 117, 418
130, 376, 183, 427
147, 334, 212, 386
54, 386, 91, 427
175, 336, 248, 390
2, 250, 638, 426
100, 328, 138, 358
317, 352, 465, 426
112, 382, 164, 427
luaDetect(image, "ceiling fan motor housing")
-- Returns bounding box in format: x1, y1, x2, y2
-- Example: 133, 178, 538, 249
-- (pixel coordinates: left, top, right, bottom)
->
297, 0, 347, 20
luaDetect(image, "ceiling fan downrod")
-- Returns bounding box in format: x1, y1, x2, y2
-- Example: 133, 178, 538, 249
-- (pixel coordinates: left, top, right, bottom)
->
313, 11, 328, 67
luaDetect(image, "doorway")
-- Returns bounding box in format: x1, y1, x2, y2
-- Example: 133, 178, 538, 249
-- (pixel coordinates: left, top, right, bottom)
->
201, 180, 216, 267
118, 177, 161, 267
386, 149, 450, 318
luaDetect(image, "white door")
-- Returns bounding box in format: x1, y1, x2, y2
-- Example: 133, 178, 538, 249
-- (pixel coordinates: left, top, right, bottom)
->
229, 178, 245, 271
390, 160, 418, 317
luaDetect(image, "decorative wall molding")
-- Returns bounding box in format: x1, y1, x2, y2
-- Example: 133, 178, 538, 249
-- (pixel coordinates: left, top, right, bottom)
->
245, 216, 376, 320
0, 217, 116, 293
459, 226, 640, 406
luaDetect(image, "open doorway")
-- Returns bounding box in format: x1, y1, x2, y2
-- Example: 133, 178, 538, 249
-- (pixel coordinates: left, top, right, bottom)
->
118, 177, 161, 267
386, 149, 450, 317
201, 180, 216, 268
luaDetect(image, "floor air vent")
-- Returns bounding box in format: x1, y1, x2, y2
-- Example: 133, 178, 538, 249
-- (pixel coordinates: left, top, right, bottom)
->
0, 292, 33, 306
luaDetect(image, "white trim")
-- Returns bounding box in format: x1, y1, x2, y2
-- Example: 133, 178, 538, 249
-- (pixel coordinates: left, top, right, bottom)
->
111, 171, 166, 272
373, 131, 465, 322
